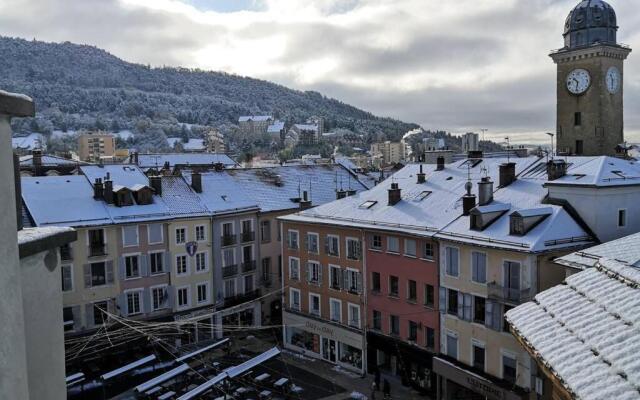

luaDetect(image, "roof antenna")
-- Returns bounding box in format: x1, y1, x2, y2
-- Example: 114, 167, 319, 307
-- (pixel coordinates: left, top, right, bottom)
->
505, 136, 510, 163
298, 178, 301, 198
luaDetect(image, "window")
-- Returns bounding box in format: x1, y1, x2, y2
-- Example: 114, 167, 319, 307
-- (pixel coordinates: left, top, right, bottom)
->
404, 239, 417, 257
309, 293, 321, 316
471, 252, 487, 284
262, 258, 271, 282
148, 223, 163, 244
345, 269, 361, 293
390, 315, 400, 335
123, 225, 138, 247
423, 242, 434, 259
371, 272, 381, 293
425, 327, 435, 350
359, 200, 377, 209
485, 300, 503, 331
326, 235, 339, 256
61, 265, 73, 292
330, 298, 342, 322
242, 245, 253, 264
307, 261, 321, 284
222, 222, 235, 245
574, 111, 582, 126
197, 283, 209, 304
474, 296, 486, 324
346, 238, 361, 260
242, 219, 252, 235
125, 255, 139, 279
289, 257, 300, 280
576, 140, 584, 155
89, 262, 107, 287
446, 332, 458, 359
348, 304, 360, 328
195, 225, 206, 241
408, 321, 418, 341
389, 276, 399, 297
177, 287, 189, 308
88, 229, 106, 256
223, 248, 235, 266
330, 265, 341, 290
151, 286, 167, 310
195, 252, 207, 272
260, 220, 271, 242
371, 234, 382, 250
387, 236, 399, 253
503, 305, 514, 333
224, 279, 236, 298
176, 255, 188, 275
149, 252, 164, 275
424, 284, 434, 308
307, 233, 319, 253
447, 289, 458, 315
445, 247, 459, 277
126, 291, 142, 315
618, 209, 627, 227
461, 293, 472, 321
290, 288, 301, 311
63, 307, 74, 331
244, 274, 254, 293
407, 280, 417, 302
503, 354, 517, 384
473, 344, 485, 371
175, 228, 186, 244
287, 230, 299, 249
510, 215, 525, 235
372, 310, 382, 330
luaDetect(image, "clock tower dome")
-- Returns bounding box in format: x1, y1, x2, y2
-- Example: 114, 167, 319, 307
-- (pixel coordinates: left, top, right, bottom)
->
550, 0, 631, 156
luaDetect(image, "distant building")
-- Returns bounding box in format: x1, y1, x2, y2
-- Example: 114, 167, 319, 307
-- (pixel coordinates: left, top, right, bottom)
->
461, 132, 479, 152
19, 149, 87, 177
12, 132, 45, 155
371, 141, 405, 166
238, 115, 274, 135
266, 121, 285, 144
288, 124, 321, 146
206, 129, 225, 153
78, 131, 116, 162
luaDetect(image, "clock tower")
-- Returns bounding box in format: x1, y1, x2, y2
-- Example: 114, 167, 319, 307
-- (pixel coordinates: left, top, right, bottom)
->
550, 0, 631, 156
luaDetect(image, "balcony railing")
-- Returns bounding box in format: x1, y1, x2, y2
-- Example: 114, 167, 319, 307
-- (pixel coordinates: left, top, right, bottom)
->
487, 282, 532, 305
221, 234, 237, 247
224, 289, 261, 308
88, 244, 107, 258
222, 264, 238, 278
241, 231, 255, 243
262, 277, 272, 288
242, 260, 256, 273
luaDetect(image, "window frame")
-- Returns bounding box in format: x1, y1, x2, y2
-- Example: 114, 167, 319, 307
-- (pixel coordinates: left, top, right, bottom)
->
618, 208, 627, 228
346, 237, 361, 260
175, 227, 187, 245
289, 287, 301, 311
288, 257, 300, 281
149, 250, 165, 275
176, 285, 190, 310
330, 298, 342, 323
147, 223, 164, 245
387, 236, 400, 254
61, 264, 73, 292
326, 234, 340, 257
150, 284, 168, 311
445, 246, 460, 278
176, 254, 189, 276
124, 253, 141, 280
389, 275, 399, 298
309, 292, 321, 316
371, 234, 383, 251
348, 302, 361, 328
195, 224, 207, 242
125, 289, 143, 316
195, 251, 208, 273
471, 251, 487, 284
404, 239, 417, 258
307, 232, 320, 254
287, 229, 299, 250
196, 281, 210, 305
122, 225, 139, 248
422, 242, 434, 260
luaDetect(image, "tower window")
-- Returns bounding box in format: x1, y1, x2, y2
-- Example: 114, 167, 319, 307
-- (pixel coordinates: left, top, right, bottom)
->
618, 209, 627, 228
574, 112, 582, 126
576, 140, 584, 155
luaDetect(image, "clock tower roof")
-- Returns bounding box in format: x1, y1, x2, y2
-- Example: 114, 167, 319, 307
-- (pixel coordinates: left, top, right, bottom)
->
563, 0, 618, 50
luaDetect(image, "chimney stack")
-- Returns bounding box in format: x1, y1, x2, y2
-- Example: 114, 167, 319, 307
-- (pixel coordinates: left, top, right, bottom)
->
436, 156, 445, 171
388, 182, 402, 206
336, 189, 347, 199
149, 176, 162, 196
93, 178, 104, 200
103, 179, 114, 204
214, 162, 224, 172
468, 150, 483, 159
347, 189, 357, 196
477, 177, 493, 206
300, 190, 312, 209
499, 162, 516, 187
417, 164, 426, 184
462, 181, 476, 216
191, 172, 202, 193
547, 159, 567, 181
32, 149, 42, 167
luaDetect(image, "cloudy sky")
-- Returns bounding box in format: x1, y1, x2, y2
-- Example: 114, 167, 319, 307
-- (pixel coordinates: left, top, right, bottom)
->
1, 0, 639, 143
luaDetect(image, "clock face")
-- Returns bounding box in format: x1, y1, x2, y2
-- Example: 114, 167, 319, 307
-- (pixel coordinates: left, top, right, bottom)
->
566, 69, 591, 95
606, 66, 621, 94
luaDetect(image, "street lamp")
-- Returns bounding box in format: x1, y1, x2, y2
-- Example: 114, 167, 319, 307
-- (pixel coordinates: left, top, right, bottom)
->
545, 132, 555, 159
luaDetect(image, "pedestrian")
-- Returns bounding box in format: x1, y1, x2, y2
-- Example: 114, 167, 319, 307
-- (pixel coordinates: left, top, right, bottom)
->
370, 380, 377, 400
374, 368, 380, 390
383, 379, 390, 399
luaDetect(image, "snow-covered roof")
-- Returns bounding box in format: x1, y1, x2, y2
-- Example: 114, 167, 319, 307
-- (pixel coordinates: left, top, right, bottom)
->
238, 115, 272, 122
160, 176, 210, 217
183, 139, 206, 151
12, 133, 45, 150
537, 156, 640, 187
183, 172, 259, 215
166, 137, 182, 148
506, 258, 640, 400
20, 154, 83, 167
293, 124, 318, 132
556, 231, 640, 270
81, 165, 149, 189
136, 153, 237, 169
267, 121, 285, 133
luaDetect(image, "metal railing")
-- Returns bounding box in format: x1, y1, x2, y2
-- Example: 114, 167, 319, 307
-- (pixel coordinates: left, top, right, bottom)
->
88, 244, 107, 258
241, 231, 255, 243
224, 289, 261, 308
221, 234, 237, 247
487, 282, 532, 305
242, 260, 256, 273
222, 264, 238, 278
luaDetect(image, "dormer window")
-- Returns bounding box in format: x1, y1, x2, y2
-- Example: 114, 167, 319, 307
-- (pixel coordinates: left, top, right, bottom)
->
469, 203, 511, 231
510, 215, 525, 235
113, 186, 134, 207
509, 208, 553, 236
131, 184, 154, 205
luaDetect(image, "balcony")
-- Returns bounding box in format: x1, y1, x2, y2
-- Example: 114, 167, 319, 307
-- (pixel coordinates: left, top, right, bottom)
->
262, 277, 272, 288
88, 244, 107, 258
487, 282, 532, 305
224, 289, 261, 308
241, 231, 255, 243
222, 264, 238, 278
221, 234, 237, 247
242, 260, 256, 273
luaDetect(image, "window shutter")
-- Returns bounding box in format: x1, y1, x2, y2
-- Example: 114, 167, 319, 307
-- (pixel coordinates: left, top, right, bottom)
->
72, 305, 82, 330
343, 269, 349, 290
84, 264, 92, 288
140, 254, 149, 277
318, 264, 323, 284
164, 251, 171, 273
142, 288, 151, 314
304, 262, 309, 282
356, 272, 363, 293
493, 302, 503, 330
166, 285, 175, 309
356, 241, 362, 259
485, 300, 493, 329
439, 287, 446, 312
464, 294, 472, 321
118, 257, 126, 280
85, 304, 94, 328
105, 261, 114, 284
116, 294, 127, 316
457, 291, 464, 319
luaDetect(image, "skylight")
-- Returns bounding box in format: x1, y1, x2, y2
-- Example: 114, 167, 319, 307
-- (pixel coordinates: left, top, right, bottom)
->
416, 191, 432, 201
359, 200, 377, 209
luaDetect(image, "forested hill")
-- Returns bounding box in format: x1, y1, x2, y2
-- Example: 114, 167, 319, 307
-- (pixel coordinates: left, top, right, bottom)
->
0, 36, 419, 146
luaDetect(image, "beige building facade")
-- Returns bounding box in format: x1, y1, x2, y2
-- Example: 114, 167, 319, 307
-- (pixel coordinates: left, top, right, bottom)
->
77, 131, 116, 162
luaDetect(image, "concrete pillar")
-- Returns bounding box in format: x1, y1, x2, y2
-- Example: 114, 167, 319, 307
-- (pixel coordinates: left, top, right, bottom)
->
0, 90, 35, 399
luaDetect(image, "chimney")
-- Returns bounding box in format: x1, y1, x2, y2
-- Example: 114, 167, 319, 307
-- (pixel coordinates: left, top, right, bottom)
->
477, 177, 493, 206
417, 164, 426, 184
462, 181, 476, 216
499, 162, 516, 187
347, 189, 357, 196
336, 189, 347, 199
388, 182, 402, 206
13, 153, 22, 231
191, 172, 202, 193
103, 179, 114, 204
436, 156, 445, 171
300, 190, 312, 209
468, 150, 483, 159
149, 176, 162, 196
547, 159, 567, 181
93, 178, 104, 200
32, 149, 42, 168
214, 162, 224, 172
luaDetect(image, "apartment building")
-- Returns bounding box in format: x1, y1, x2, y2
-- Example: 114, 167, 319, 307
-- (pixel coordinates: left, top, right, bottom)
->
461, 132, 479, 153
238, 115, 273, 135
78, 131, 116, 162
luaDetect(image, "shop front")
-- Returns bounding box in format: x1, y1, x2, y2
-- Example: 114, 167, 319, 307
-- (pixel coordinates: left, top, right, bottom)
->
284, 311, 365, 374
433, 357, 529, 400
